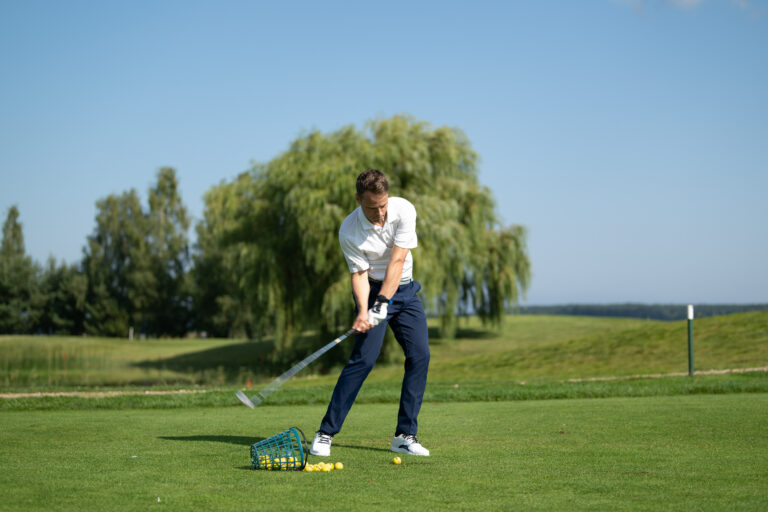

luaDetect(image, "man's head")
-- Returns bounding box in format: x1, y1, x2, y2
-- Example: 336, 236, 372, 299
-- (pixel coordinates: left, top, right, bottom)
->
356, 169, 388, 197
356, 169, 389, 225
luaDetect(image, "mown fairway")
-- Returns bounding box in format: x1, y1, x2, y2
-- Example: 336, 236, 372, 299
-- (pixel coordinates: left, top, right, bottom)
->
1, 395, 766, 511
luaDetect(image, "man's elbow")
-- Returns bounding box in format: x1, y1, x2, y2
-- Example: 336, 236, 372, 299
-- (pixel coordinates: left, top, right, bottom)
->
390, 246, 409, 264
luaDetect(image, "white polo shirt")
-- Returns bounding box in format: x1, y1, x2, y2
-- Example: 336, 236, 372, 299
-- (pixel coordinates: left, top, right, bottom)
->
339, 196, 418, 281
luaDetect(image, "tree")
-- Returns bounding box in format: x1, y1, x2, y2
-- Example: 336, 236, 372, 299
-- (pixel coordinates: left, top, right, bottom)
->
192, 173, 260, 338
82, 189, 149, 336
365, 117, 531, 337
0, 206, 39, 333
145, 167, 192, 336
199, 115, 530, 354
37, 258, 87, 335
82, 168, 191, 337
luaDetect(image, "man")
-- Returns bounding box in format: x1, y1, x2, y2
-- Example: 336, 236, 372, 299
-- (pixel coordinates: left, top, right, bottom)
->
310, 169, 431, 457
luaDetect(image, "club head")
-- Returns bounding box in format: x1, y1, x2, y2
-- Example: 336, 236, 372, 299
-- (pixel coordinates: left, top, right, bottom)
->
236, 390, 255, 408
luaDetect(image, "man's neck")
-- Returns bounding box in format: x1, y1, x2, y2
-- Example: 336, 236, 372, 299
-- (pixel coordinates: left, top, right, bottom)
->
371, 212, 387, 227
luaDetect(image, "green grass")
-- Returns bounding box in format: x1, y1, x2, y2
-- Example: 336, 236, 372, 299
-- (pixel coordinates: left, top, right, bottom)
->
0, 335, 271, 387
2, 312, 766, 390
3, 372, 768, 412
1, 395, 766, 511
2, 312, 766, 411
423, 311, 768, 382
2, 313, 766, 510
248, 311, 768, 407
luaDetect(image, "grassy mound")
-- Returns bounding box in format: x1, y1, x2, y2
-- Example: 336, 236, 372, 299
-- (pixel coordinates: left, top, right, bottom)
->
1, 312, 766, 410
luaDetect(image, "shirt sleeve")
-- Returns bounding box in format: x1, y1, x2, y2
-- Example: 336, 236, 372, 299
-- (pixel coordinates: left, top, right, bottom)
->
339, 232, 370, 273
394, 199, 418, 249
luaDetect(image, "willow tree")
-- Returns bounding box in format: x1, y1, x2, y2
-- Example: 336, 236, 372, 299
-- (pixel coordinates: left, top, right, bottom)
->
200, 115, 530, 351
193, 173, 262, 338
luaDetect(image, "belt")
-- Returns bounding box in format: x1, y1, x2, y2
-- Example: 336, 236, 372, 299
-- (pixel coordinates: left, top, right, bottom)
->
369, 277, 413, 286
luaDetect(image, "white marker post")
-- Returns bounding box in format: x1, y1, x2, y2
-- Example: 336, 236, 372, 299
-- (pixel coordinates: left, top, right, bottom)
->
687, 305, 694, 377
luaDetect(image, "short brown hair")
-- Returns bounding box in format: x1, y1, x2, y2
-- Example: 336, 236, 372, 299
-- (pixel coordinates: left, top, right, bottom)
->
356, 169, 389, 196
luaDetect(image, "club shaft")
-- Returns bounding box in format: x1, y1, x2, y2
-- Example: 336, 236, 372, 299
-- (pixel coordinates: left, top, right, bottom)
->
249, 329, 356, 404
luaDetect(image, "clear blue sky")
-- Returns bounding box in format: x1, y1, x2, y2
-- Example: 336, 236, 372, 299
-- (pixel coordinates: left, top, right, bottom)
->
1, 0, 766, 305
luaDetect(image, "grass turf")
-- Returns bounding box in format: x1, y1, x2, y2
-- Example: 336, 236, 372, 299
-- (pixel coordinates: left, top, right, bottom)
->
3, 371, 768, 411
2, 312, 767, 390
1, 394, 766, 511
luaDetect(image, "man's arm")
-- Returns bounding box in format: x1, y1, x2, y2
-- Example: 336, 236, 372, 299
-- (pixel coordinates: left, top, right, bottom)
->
350, 270, 372, 332
350, 246, 408, 332
379, 245, 410, 300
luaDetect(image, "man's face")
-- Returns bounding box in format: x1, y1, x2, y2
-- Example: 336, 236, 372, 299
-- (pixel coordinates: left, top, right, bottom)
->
357, 191, 388, 225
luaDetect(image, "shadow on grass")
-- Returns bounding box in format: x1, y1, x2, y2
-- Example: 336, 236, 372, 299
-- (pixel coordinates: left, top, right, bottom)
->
159, 435, 264, 446
134, 332, 354, 379
158, 435, 390, 454
136, 325, 498, 382
333, 443, 390, 453
135, 340, 275, 375
428, 326, 496, 342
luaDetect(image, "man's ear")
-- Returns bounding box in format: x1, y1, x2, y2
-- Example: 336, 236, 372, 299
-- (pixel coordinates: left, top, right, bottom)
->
355, 193, 361, 205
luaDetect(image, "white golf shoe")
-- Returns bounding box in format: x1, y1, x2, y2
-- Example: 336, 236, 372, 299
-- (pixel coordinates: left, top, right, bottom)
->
310, 431, 333, 457
390, 433, 430, 456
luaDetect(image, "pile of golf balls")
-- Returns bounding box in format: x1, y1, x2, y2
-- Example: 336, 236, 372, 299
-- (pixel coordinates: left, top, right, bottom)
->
304, 462, 344, 472
256, 455, 302, 470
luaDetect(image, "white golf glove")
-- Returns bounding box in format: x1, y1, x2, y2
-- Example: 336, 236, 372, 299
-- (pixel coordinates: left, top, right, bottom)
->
368, 294, 391, 326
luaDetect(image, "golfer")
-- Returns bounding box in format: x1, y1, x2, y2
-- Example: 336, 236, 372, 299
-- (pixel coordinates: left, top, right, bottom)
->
310, 169, 430, 457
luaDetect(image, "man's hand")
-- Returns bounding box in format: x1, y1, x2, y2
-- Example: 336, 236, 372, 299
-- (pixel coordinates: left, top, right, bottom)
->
352, 312, 373, 333
368, 294, 390, 326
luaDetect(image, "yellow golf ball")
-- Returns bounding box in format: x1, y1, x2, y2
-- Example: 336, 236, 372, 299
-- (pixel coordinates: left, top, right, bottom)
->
393, 456, 402, 465
322, 464, 332, 472
334, 462, 344, 470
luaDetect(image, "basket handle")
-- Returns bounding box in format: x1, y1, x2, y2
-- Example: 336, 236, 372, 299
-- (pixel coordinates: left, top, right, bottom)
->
291, 427, 309, 470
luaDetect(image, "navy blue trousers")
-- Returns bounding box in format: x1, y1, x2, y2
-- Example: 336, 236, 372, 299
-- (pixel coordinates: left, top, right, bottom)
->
320, 281, 430, 436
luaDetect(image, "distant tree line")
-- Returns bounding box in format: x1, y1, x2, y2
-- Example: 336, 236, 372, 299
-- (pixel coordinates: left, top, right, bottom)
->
1, 168, 191, 337
1, 116, 531, 345
519, 304, 768, 321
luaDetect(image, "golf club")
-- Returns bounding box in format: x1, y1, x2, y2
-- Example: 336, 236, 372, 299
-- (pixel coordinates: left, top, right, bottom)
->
236, 328, 356, 408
